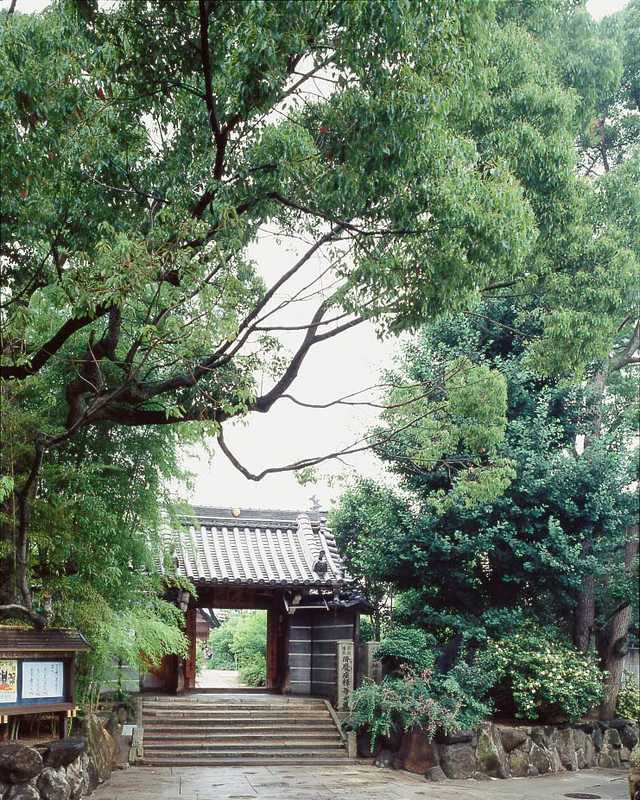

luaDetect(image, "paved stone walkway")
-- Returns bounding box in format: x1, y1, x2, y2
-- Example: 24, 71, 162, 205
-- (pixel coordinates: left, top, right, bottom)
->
93, 765, 629, 800
196, 669, 247, 689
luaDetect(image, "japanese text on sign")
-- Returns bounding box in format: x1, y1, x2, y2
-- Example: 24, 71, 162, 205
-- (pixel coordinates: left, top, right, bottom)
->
21, 661, 64, 700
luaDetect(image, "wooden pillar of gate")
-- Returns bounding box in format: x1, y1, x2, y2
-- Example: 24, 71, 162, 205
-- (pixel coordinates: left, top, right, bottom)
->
184, 604, 198, 690
266, 607, 277, 689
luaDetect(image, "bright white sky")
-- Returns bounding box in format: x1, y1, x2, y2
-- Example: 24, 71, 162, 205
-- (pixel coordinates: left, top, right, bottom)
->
2, 0, 629, 513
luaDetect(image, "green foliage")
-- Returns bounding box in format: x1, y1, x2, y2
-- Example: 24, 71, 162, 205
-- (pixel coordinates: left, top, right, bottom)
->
616, 672, 640, 722
333, 300, 638, 644
358, 616, 376, 643
631, 743, 640, 769
374, 627, 436, 673
58, 590, 188, 704
18, 422, 193, 699
348, 660, 494, 750
208, 611, 267, 680
239, 653, 267, 688
479, 624, 604, 721
8, 0, 625, 647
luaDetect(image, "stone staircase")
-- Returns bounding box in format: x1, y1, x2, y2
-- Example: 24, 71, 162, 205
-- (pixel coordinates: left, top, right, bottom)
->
139, 694, 348, 766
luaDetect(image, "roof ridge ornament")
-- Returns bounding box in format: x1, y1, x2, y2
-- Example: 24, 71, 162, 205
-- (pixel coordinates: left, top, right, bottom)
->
312, 550, 328, 576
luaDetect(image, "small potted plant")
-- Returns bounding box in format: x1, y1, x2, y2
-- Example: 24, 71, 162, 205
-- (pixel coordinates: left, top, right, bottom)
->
629, 743, 640, 800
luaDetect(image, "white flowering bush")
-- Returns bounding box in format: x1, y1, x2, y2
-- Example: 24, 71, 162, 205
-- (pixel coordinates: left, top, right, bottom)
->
617, 671, 640, 722
479, 624, 604, 721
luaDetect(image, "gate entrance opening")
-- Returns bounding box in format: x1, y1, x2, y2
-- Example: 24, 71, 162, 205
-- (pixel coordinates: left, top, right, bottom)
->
196, 609, 266, 690
144, 506, 367, 705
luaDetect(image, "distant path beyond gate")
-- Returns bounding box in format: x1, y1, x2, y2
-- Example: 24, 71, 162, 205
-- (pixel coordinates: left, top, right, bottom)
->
196, 668, 247, 689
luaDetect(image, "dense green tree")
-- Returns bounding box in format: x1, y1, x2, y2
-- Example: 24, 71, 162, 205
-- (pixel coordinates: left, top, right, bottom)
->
332, 302, 638, 718
0, 0, 635, 640
208, 611, 267, 686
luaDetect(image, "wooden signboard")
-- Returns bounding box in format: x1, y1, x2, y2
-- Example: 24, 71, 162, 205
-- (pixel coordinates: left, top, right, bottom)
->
0, 627, 89, 739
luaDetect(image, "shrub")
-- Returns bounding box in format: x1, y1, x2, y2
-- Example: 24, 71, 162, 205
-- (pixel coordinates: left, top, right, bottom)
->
208, 611, 267, 671
359, 617, 377, 643
479, 624, 604, 722
348, 659, 493, 749
631, 743, 640, 769
240, 653, 266, 687
374, 626, 437, 673
617, 672, 640, 722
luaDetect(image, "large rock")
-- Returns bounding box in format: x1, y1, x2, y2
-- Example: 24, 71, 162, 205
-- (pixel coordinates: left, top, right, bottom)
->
374, 749, 393, 769
509, 748, 537, 778
0, 746, 43, 784
620, 725, 639, 751
65, 753, 88, 800
396, 729, 439, 774
436, 730, 473, 745
575, 729, 596, 769
498, 725, 529, 753
604, 727, 623, 749
425, 766, 447, 782
576, 721, 597, 734
592, 726, 604, 750
598, 730, 623, 768
37, 767, 70, 800
530, 726, 554, 750
556, 728, 578, 771
439, 743, 476, 779
7, 785, 40, 800
598, 747, 621, 768
43, 740, 85, 771
529, 742, 553, 774
607, 718, 634, 730
476, 723, 509, 778
80, 713, 116, 784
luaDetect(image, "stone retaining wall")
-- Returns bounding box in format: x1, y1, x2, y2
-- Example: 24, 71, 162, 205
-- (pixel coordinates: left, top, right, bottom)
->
370, 718, 639, 782
0, 714, 117, 800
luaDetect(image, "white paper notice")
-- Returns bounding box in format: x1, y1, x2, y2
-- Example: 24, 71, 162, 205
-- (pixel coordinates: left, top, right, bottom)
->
21, 661, 64, 700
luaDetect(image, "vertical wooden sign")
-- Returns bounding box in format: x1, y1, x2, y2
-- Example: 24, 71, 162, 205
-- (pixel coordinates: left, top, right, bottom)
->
336, 640, 354, 711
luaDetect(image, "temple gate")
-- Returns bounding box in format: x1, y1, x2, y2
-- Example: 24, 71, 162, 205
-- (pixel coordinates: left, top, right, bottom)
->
144, 506, 366, 707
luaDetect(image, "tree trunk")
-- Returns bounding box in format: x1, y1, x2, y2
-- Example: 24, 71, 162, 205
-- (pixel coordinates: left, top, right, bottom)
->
574, 544, 596, 652
0, 500, 17, 606
573, 370, 607, 652
597, 527, 639, 720
0, 444, 46, 627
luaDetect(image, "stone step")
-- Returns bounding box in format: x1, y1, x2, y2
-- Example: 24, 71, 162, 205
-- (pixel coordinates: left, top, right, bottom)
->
143, 723, 339, 741
144, 702, 326, 708
142, 701, 327, 710
142, 715, 331, 725
143, 740, 344, 752
140, 754, 348, 767
144, 730, 341, 741
142, 706, 327, 719
138, 695, 345, 767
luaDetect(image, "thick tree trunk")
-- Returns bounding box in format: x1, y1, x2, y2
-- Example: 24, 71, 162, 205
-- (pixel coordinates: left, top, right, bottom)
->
597, 527, 639, 720
0, 501, 17, 606
574, 541, 596, 652
0, 444, 46, 627
573, 371, 606, 653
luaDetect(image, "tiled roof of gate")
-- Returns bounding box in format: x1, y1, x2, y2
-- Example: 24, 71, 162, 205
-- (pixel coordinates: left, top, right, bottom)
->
164, 506, 350, 588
